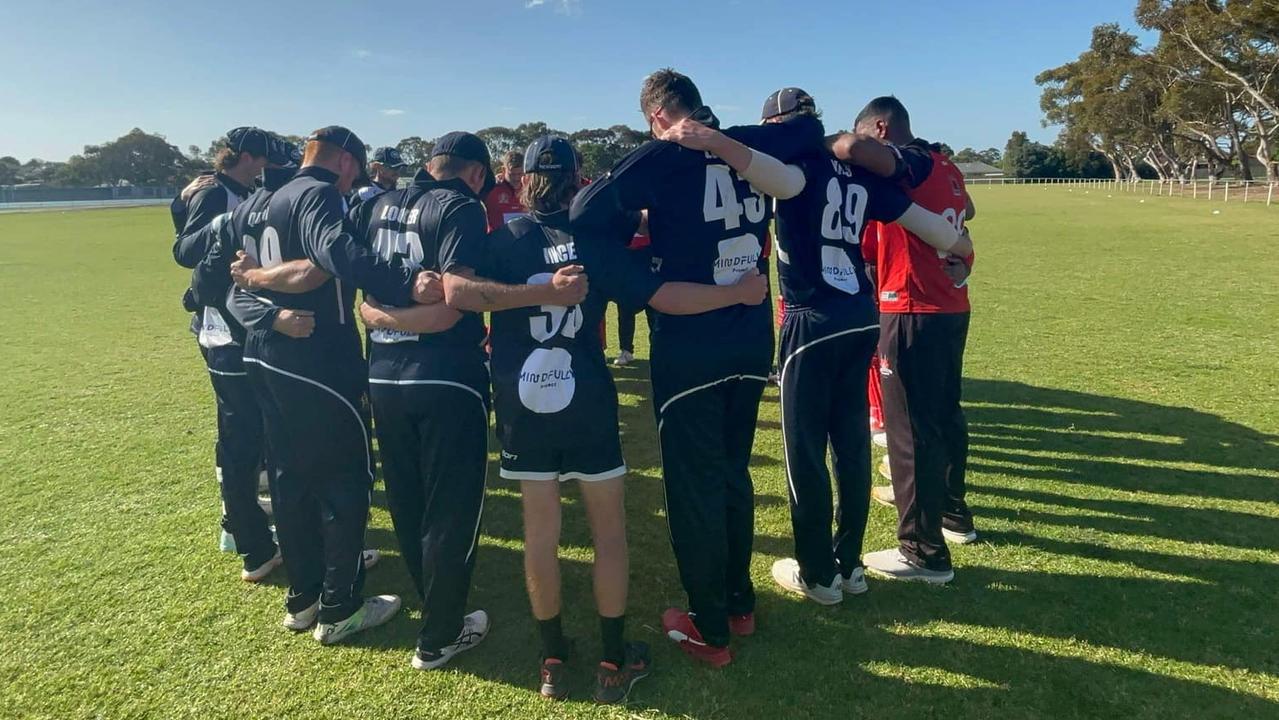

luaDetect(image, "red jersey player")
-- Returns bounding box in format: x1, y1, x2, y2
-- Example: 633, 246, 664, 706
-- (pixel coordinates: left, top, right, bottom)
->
484, 150, 529, 232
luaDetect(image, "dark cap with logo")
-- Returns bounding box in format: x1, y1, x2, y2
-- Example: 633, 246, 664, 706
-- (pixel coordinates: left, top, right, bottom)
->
524, 136, 577, 174
761, 87, 816, 121
225, 126, 270, 158
266, 134, 301, 168
371, 146, 410, 169
432, 131, 496, 196
307, 126, 368, 167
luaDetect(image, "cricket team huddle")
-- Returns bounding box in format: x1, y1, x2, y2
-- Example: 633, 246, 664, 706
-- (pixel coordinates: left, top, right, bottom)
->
170, 68, 977, 704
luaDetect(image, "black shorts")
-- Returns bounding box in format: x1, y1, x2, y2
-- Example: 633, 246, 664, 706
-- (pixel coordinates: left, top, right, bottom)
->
498, 430, 626, 483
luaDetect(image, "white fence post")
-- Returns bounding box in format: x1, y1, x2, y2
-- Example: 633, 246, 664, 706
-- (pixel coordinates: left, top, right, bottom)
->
1225, 182, 1230, 202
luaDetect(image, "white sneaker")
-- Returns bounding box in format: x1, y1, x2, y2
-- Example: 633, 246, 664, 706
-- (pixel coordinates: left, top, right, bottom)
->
863, 549, 953, 585
313, 594, 402, 645
770, 558, 842, 605
943, 527, 979, 545
871, 485, 895, 508
241, 549, 282, 583
258, 470, 270, 494
362, 549, 381, 570
841, 567, 868, 595
872, 430, 888, 448
412, 609, 491, 669
219, 530, 237, 553
612, 350, 634, 367
257, 495, 273, 516
282, 600, 320, 631
877, 456, 892, 482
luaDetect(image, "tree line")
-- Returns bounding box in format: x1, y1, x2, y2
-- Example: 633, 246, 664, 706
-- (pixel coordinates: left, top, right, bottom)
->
1036, 0, 1278, 182
0, 123, 653, 189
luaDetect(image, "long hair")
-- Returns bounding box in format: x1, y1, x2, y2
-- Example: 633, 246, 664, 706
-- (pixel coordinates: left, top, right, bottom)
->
520, 169, 579, 214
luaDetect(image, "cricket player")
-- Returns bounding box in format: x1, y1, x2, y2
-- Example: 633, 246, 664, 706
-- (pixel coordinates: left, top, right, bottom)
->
671, 89, 970, 604
236, 126, 435, 644
854, 97, 978, 584
352, 146, 412, 204
484, 149, 528, 231
570, 68, 823, 667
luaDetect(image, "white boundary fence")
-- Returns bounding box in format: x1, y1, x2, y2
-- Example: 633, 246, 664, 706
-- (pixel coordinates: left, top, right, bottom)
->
966, 176, 1277, 206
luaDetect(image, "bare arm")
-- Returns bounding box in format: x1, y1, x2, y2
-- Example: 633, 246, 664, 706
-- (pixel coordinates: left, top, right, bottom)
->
647, 269, 769, 315
443, 265, 588, 312
359, 298, 462, 334
661, 119, 806, 199
231, 252, 332, 293
826, 133, 900, 178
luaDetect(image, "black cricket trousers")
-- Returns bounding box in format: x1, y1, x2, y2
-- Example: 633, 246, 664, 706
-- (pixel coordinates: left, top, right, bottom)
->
369, 377, 489, 651
204, 356, 275, 568
879, 311, 972, 572
651, 340, 770, 648
778, 309, 879, 587
244, 336, 372, 624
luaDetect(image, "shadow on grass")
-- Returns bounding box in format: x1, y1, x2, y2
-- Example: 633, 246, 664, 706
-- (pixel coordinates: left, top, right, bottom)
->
337, 374, 1278, 718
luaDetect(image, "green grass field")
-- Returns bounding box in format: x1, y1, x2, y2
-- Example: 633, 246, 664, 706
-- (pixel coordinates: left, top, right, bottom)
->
1, 186, 1276, 719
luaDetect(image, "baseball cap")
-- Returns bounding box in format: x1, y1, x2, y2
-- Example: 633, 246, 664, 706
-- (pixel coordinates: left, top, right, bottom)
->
371, 146, 410, 169
761, 87, 816, 122
307, 126, 368, 167
432, 132, 496, 196
523, 136, 577, 174
225, 126, 270, 158
266, 134, 301, 168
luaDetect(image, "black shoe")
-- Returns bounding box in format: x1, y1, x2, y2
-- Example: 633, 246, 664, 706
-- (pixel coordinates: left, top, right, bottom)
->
594, 642, 652, 704
539, 657, 569, 700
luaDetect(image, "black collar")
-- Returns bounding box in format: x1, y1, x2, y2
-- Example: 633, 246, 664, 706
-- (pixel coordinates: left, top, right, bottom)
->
298, 166, 339, 183
216, 172, 252, 198
411, 168, 476, 199
532, 208, 570, 231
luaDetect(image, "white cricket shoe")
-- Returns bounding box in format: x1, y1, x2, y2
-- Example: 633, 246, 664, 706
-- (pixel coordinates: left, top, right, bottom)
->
943, 527, 979, 545
871, 485, 896, 508
863, 549, 953, 585
362, 549, 381, 570
841, 566, 868, 595
282, 600, 320, 631
313, 594, 402, 645
241, 549, 282, 583
412, 610, 491, 670
770, 558, 842, 605
612, 350, 635, 367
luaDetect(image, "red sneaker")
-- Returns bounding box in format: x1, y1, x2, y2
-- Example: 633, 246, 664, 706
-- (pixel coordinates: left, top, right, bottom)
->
661, 608, 732, 668
728, 612, 755, 637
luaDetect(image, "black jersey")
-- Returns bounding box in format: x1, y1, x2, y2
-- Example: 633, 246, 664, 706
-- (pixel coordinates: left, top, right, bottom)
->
775, 150, 911, 327
570, 110, 822, 352
172, 173, 253, 356
351, 169, 489, 388
479, 210, 661, 439
251, 166, 417, 350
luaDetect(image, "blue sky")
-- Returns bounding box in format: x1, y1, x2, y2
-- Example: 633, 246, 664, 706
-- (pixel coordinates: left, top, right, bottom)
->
0, 0, 1154, 163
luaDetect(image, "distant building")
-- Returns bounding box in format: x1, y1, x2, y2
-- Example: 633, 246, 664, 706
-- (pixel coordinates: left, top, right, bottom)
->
954, 161, 1005, 179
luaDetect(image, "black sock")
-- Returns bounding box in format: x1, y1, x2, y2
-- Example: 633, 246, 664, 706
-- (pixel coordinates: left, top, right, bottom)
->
600, 614, 625, 666
538, 616, 567, 661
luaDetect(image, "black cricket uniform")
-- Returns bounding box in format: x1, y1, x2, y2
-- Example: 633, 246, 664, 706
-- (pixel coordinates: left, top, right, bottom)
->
571, 110, 823, 646
774, 148, 913, 587
350, 169, 490, 650
185, 179, 294, 568
242, 166, 417, 624
170, 173, 266, 561
479, 210, 662, 481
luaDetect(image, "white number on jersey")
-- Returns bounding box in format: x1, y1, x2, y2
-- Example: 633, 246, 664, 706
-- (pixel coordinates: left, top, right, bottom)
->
703, 165, 766, 231
257, 226, 283, 268
372, 227, 425, 268
819, 178, 869, 245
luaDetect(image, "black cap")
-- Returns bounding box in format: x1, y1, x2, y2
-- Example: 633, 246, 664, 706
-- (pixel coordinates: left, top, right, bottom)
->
307, 126, 368, 167
524, 136, 576, 174
371, 146, 410, 169
266, 134, 301, 168
761, 87, 816, 121
432, 131, 496, 196
225, 126, 270, 158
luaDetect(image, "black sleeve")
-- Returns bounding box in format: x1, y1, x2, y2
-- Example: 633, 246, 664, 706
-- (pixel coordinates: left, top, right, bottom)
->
225, 287, 280, 333
861, 173, 913, 224
897, 143, 934, 189
579, 235, 663, 309
173, 187, 227, 268
297, 185, 415, 306
189, 213, 236, 308
569, 142, 675, 245
723, 113, 824, 163
437, 199, 490, 274
169, 196, 188, 234
468, 225, 511, 281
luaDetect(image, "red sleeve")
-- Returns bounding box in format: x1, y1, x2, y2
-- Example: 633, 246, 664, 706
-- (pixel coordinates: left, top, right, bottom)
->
861, 220, 880, 262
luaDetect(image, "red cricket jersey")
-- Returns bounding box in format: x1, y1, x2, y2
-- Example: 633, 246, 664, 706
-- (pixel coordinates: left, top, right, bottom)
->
483, 180, 527, 232
864, 151, 973, 314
